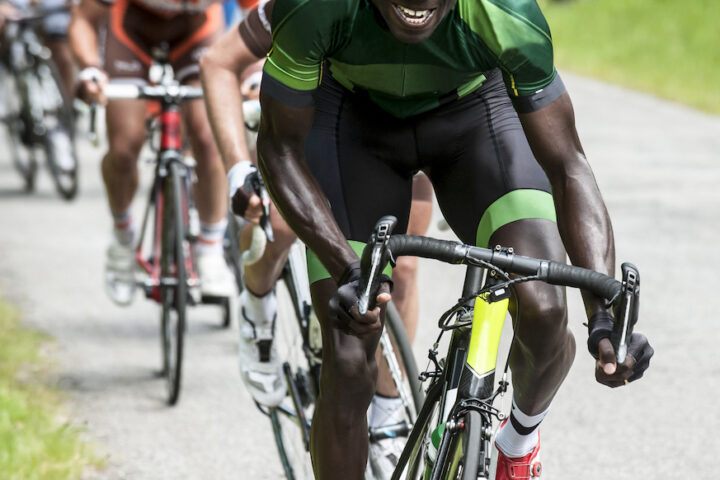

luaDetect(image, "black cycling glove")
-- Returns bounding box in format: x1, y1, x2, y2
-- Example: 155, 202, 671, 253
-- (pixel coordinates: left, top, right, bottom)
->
329, 261, 393, 335
625, 333, 654, 382
587, 312, 654, 383
587, 311, 614, 359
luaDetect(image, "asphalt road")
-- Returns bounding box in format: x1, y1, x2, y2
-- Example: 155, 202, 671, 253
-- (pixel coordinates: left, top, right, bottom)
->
1, 73, 718, 479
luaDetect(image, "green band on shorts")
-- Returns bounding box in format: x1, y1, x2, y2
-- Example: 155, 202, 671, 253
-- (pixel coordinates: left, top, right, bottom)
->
306, 240, 393, 285
476, 189, 556, 248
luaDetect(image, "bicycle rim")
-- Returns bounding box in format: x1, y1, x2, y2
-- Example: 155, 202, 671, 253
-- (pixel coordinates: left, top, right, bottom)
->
270, 276, 316, 480
160, 162, 187, 406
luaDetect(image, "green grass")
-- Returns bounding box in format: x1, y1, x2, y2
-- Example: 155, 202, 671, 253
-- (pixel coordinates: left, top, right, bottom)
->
0, 300, 101, 479
540, 0, 720, 113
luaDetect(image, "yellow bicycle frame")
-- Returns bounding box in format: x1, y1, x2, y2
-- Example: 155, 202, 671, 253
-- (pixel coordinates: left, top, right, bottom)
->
466, 291, 510, 378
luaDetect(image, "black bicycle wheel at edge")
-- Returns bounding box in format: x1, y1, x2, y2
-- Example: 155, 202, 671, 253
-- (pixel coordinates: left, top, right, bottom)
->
438, 410, 483, 480
384, 301, 424, 412
39, 61, 79, 200
0, 65, 37, 192
269, 272, 316, 480
160, 161, 187, 406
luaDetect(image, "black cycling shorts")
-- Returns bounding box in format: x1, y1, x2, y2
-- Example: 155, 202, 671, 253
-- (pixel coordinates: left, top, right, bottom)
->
305, 68, 556, 284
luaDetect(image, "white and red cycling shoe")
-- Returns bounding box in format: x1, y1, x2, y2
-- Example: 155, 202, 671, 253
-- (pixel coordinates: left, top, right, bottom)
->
490, 420, 543, 480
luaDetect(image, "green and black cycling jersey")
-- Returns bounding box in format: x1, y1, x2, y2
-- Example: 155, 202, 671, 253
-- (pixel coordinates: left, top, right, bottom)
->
261, 0, 565, 117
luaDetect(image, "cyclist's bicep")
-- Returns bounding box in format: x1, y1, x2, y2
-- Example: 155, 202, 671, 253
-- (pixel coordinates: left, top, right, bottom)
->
258, 89, 314, 152
517, 91, 583, 176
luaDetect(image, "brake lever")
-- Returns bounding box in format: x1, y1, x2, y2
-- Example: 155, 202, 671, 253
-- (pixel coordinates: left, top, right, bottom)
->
612, 262, 640, 364
358, 216, 397, 315
243, 170, 274, 243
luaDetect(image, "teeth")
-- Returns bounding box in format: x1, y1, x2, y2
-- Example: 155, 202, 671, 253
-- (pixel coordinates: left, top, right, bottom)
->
395, 4, 433, 24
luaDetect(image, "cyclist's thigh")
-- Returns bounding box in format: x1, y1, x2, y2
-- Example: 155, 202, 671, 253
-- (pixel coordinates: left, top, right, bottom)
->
421, 69, 556, 249
306, 75, 417, 239
407, 173, 433, 236
170, 4, 223, 84
104, 0, 151, 83
106, 100, 147, 158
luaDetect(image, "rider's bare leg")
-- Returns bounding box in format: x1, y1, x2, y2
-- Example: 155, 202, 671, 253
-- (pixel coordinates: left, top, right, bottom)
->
45, 38, 75, 101
388, 173, 433, 341
102, 100, 146, 216
375, 173, 432, 396
181, 80, 227, 225
310, 279, 383, 480
489, 218, 575, 415
240, 203, 297, 296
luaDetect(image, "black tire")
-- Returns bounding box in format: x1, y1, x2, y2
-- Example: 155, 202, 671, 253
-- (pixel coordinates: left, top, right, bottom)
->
1, 65, 37, 192
160, 162, 187, 406
220, 296, 231, 328
38, 61, 78, 200
439, 410, 483, 480
44, 126, 78, 200
384, 301, 424, 411
224, 212, 245, 294
269, 273, 316, 480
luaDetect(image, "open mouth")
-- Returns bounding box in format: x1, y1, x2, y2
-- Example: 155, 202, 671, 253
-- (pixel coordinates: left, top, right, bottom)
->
391, 3, 436, 27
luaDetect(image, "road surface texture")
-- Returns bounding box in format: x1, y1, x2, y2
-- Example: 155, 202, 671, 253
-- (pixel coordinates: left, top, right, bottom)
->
0, 72, 718, 479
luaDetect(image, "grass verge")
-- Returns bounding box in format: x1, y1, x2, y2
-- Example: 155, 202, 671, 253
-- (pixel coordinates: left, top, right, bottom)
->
0, 299, 101, 479
541, 0, 720, 113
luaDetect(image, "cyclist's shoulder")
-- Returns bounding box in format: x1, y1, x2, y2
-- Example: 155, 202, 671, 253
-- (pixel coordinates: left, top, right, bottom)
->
457, 0, 555, 95
457, 0, 552, 50
270, 0, 359, 31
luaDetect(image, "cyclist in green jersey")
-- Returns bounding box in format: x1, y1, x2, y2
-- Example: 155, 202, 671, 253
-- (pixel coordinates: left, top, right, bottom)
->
200, 6, 433, 457
226, 0, 654, 478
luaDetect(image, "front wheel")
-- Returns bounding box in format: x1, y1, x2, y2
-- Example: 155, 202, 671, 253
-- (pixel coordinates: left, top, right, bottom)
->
44, 126, 78, 200
438, 410, 484, 480
160, 161, 188, 406
37, 61, 78, 200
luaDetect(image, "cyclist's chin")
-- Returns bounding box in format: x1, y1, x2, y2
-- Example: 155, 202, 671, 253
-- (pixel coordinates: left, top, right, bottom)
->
372, 0, 456, 44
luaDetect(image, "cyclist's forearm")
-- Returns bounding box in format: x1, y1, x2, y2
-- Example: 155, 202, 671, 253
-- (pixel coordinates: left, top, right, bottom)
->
200, 51, 254, 171
69, 0, 106, 69
550, 159, 616, 312
519, 93, 616, 316
258, 134, 357, 282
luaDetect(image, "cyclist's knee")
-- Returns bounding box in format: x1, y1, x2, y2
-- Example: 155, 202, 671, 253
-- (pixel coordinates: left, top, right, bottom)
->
324, 342, 377, 417
514, 288, 571, 358
393, 256, 418, 289
105, 140, 143, 173
186, 120, 221, 171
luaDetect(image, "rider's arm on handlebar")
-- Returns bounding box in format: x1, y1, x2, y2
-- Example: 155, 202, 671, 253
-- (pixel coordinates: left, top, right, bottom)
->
68, 0, 108, 70
200, 26, 262, 174
257, 93, 357, 282
517, 92, 615, 319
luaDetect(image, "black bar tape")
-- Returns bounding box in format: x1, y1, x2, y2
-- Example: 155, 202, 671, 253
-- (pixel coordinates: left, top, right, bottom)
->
546, 262, 621, 300
388, 235, 466, 264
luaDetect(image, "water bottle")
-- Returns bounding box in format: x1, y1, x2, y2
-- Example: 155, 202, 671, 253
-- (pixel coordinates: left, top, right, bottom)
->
423, 422, 446, 479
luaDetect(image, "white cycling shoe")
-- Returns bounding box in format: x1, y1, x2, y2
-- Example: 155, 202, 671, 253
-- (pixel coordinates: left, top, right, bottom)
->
195, 251, 236, 298
104, 238, 136, 306
237, 289, 286, 407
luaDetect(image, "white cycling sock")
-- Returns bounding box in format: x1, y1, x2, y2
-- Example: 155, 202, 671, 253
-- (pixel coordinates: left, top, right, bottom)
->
495, 398, 547, 458
369, 394, 404, 428
240, 288, 276, 339
196, 219, 227, 256
112, 210, 135, 246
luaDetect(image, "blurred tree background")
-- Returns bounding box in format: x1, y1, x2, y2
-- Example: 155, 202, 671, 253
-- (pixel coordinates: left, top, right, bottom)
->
541, 0, 720, 113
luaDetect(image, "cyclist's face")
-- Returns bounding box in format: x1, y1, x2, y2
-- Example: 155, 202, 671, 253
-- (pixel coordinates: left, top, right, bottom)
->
371, 0, 457, 44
